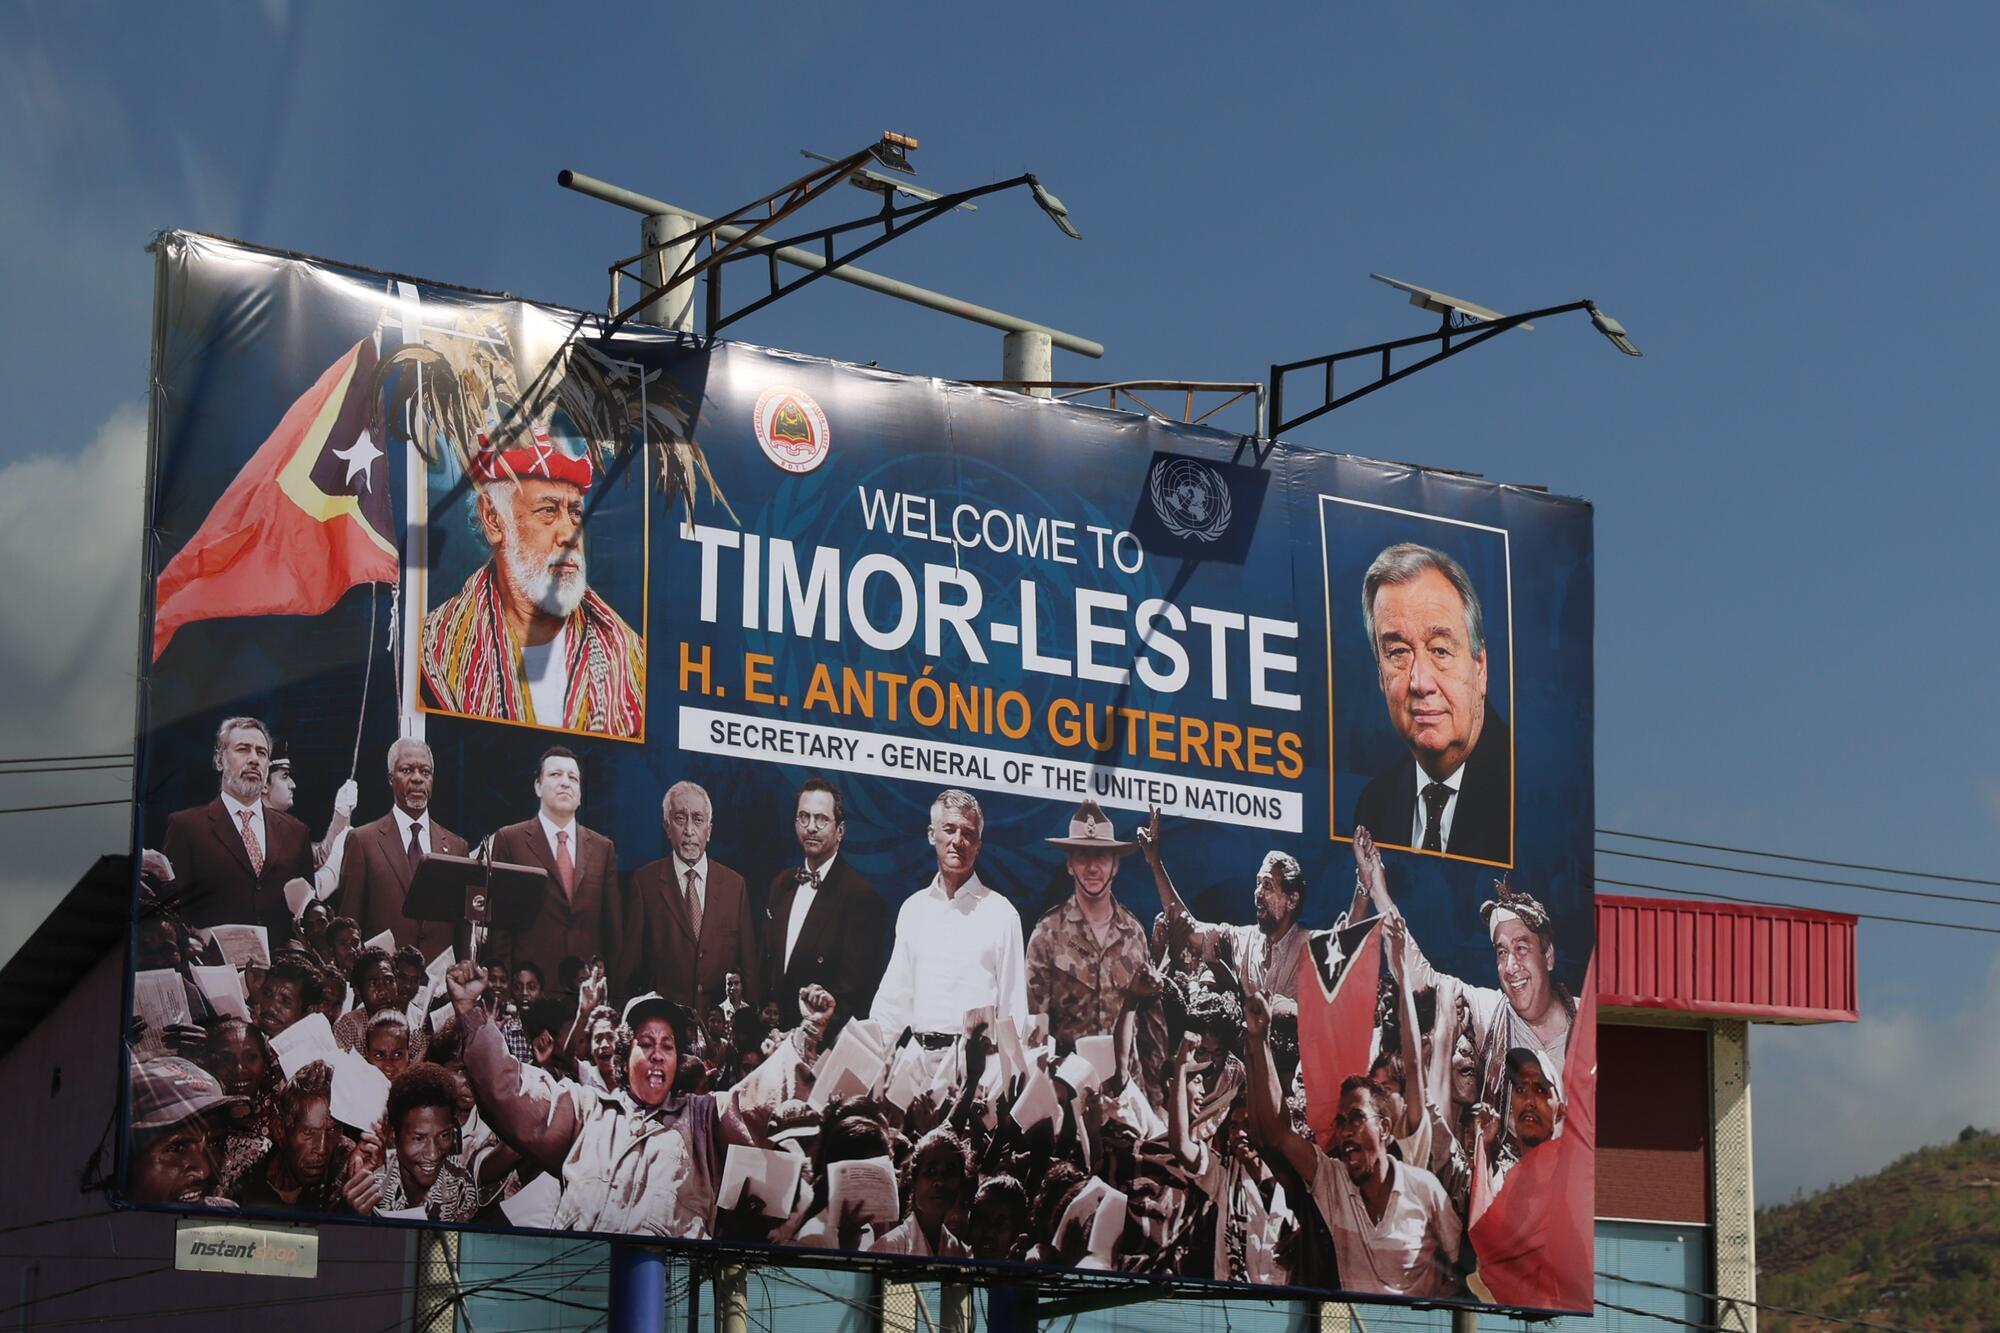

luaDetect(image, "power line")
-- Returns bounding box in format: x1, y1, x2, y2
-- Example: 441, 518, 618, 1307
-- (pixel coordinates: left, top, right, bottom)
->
1597, 846, 2000, 910
0, 750, 131, 766
0, 798, 129, 816
1600, 826, 2000, 889
1599, 1268, 1933, 1333
1598, 875, 2000, 937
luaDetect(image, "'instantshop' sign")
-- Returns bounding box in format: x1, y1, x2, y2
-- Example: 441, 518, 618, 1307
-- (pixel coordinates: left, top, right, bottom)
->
173, 1219, 318, 1278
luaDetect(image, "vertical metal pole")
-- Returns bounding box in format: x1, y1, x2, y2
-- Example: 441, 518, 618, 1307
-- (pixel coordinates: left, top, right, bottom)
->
985, 1286, 1035, 1333
717, 1265, 749, 1333
609, 1244, 667, 1333
413, 1229, 460, 1330
938, 1283, 972, 1333
640, 211, 700, 334
1450, 1310, 1477, 1333
1002, 330, 1053, 397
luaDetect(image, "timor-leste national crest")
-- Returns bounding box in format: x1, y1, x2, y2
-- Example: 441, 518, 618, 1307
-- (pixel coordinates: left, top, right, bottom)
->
753, 386, 831, 474
1148, 456, 1232, 542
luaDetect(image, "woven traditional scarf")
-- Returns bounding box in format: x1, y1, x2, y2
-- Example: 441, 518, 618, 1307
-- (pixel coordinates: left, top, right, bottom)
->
421, 563, 645, 736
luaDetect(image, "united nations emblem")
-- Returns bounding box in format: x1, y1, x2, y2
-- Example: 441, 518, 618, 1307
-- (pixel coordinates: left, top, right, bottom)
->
1148, 456, 1232, 542
753, 386, 831, 474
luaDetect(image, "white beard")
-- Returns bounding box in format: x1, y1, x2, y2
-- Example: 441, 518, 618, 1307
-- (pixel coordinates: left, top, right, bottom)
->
496, 529, 587, 619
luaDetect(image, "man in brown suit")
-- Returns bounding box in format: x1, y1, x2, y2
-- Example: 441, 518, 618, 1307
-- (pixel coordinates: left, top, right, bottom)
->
335, 738, 472, 958
490, 747, 620, 983
156, 716, 316, 935
622, 780, 759, 1019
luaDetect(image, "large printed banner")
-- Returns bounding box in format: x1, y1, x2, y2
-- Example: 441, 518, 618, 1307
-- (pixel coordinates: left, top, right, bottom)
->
126, 233, 1595, 1313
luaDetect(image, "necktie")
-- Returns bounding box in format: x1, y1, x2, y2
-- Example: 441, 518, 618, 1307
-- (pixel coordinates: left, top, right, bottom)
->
238, 809, 264, 876
1420, 782, 1454, 852
555, 830, 575, 897
685, 867, 703, 938
406, 820, 424, 874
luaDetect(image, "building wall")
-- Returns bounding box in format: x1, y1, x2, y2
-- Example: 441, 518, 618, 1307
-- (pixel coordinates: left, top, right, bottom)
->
0, 950, 409, 1330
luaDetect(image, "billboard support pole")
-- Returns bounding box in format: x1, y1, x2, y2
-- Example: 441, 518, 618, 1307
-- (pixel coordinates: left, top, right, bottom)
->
1001, 331, 1053, 399
639, 212, 699, 334
985, 1285, 1036, 1332
717, 1264, 748, 1333
608, 1244, 667, 1333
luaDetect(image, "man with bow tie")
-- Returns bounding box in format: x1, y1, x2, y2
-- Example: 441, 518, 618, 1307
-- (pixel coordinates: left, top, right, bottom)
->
622, 779, 760, 1021
761, 777, 886, 1038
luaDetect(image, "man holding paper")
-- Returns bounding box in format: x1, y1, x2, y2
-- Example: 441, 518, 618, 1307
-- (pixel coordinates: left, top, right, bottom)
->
1027, 800, 1169, 1110
870, 789, 1028, 1047
492, 747, 622, 983
336, 739, 472, 958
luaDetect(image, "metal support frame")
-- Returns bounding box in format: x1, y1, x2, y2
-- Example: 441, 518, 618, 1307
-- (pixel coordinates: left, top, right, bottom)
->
1268, 299, 1601, 437
559, 170, 1103, 357
602, 167, 1077, 341
967, 379, 1266, 435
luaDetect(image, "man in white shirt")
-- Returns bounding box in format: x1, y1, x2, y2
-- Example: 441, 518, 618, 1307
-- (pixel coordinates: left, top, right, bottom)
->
1244, 990, 1462, 1297
870, 789, 1028, 1049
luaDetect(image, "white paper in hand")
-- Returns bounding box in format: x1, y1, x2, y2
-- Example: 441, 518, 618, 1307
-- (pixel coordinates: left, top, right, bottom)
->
1054, 1051, 1102, 1094
883, 1045, 927, 1112
424, 947, 456, 987
190, 965, 250, 1021
268, 1012, 340, 1079
283, 878, 314, 921
133, 969, 192, 1046
718, 1144, 804, 1220
499, 1171, 561, 1229
362, 930, 396, 954
1075, 1034, 1117, 1084
827, 1156, 899, 1232
1010, 1069, 1061, 1132
210, 924, 271, 969
329, 1050, 392, 1131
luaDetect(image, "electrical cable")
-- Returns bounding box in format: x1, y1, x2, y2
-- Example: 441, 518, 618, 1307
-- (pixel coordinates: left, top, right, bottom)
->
1600, 826, 2000, 888
0, 761, 135, 776
1597, 875, 2000, 937
1598, 846, 2000, 909
0, 798, 130, 816
1597, 1267, 1935, 1333
0, 750, 131, 766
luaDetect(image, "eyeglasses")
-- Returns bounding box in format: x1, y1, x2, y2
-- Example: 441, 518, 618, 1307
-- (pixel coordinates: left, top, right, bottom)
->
795, 812, 835, 829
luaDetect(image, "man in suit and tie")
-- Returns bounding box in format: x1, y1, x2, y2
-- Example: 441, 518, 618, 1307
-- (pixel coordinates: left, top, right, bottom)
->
335, 738, 472, 958
622, 779, 760, 1020
490, 747, 621, 984
1350, 543, 1513, 864
156, 716, 316, 934
762, 777, 886, 1034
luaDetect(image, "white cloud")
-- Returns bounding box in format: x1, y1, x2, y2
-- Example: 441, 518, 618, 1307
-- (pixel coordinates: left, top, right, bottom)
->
0, 404, 147, 966
1753, 951, 2000, 1203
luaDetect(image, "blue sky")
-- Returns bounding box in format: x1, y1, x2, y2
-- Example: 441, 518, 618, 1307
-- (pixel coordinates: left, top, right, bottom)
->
4, 2, 1997, 1203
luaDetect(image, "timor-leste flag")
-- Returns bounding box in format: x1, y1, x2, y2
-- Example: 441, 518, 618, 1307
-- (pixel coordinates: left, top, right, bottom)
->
1297, 914, 1384, 1146
152, 338, 397, 659
1467, 957, 1598, 1313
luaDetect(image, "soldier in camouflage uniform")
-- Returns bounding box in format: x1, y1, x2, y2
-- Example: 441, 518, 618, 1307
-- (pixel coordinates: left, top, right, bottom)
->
1026, 801, 1171, 1111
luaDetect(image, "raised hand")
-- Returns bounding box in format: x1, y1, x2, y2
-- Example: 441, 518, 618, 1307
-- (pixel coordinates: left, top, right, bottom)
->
1244, 990, 1271, 1044
140, 848, 175, 883
578, 963, 608, 1015
1138, 806, 1164, 865
444, 960, 486, 1018
798, 984, 836, 1025
1353, 825, 1391, 911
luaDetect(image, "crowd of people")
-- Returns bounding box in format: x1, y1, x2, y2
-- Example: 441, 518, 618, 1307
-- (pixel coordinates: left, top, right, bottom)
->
127, 715, 1582, 1297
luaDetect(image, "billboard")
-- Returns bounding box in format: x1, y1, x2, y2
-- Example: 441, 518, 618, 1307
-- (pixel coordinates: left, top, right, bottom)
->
124, 232, 1595, 1312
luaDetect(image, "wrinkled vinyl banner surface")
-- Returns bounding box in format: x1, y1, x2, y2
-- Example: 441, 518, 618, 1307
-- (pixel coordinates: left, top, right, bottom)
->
126, 232, 1595, 1313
